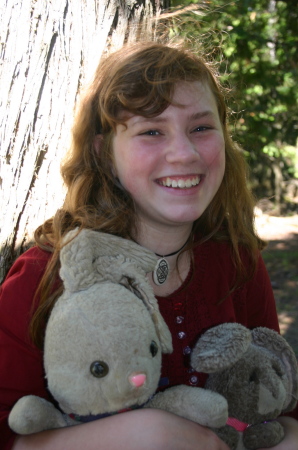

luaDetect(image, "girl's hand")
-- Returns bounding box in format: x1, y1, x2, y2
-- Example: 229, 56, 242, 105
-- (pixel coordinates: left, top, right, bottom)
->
12, 408, 230, 450
259, 417, 298, 450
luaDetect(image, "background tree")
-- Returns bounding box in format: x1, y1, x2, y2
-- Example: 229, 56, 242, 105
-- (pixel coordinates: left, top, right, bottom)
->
1, 0, 297, 282
168, 0, 298, 208
0, 0, 166, 283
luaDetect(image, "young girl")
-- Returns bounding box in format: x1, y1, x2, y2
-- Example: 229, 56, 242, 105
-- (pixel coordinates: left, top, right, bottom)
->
1, 42, 297, 450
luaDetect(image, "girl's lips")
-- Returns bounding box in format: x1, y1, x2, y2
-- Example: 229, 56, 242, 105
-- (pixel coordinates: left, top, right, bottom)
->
156, 175, 201, 189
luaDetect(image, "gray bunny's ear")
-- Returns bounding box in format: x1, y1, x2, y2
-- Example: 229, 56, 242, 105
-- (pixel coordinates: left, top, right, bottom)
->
252, 327, 298, 412
191, 323, 252, 373
59, 228, 157, 292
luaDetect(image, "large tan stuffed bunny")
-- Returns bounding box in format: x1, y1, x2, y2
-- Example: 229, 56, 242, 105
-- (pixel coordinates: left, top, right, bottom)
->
191, 323, 298, 450
9, 229, 228, 434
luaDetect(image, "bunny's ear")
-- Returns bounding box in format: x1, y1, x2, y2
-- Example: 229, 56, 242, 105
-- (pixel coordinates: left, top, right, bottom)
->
59, 228, 173, 353
191, 323, 252, 373
252, 327, 298, 412
59, 228, 157, 292
59, 229, 172, 353
125, 281, 173, 354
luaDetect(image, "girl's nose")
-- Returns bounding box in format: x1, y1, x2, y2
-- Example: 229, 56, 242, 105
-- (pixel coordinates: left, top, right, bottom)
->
165, 135, 198, 164
129, 373, 147, 387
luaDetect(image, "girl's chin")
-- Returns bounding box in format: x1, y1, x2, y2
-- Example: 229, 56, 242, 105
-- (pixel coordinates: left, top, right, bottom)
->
159, 206, 205, 223
138, 211, 202, 228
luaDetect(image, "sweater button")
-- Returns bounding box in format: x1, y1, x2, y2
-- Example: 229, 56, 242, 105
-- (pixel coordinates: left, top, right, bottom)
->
177, 331, 186, 339
173, 302, 183, 311
176, 316, 184, 324
189, 375, 198, 385
183, 346, 191, 355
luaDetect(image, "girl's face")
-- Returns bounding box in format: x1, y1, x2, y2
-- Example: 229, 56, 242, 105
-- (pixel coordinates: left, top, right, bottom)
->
112, 81, 225, 232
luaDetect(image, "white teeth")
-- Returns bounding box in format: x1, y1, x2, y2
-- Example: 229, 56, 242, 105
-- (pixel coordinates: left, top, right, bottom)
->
161, 177, 200, 188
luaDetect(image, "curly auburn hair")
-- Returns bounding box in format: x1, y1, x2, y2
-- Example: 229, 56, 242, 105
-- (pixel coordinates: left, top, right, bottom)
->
31, 41, 263, 347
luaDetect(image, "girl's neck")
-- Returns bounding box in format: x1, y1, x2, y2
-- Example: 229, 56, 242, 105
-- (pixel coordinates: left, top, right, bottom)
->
134, 223, 192, 257
134, 223, 193, 297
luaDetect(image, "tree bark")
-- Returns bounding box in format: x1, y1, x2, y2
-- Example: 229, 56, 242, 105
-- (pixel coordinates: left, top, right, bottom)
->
0, 0, 165, 282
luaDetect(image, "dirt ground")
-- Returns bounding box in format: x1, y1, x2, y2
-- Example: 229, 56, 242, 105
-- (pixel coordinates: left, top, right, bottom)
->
255, 212, 298, 357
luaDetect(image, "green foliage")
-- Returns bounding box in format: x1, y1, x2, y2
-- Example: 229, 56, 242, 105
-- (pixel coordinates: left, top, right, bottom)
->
167, 0, 298, 196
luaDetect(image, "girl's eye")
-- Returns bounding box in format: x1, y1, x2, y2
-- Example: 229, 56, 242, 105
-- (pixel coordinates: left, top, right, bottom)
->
192, 126, 211, 133
141, 130, 160, 136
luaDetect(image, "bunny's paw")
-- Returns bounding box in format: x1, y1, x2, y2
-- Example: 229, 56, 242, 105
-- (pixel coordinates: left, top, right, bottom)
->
148, 385, 228, 428
9, 395, 67, 434
243, 421, 284, 449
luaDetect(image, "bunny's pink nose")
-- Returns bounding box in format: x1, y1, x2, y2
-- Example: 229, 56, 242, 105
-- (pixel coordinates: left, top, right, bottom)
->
129, 373, 147, 387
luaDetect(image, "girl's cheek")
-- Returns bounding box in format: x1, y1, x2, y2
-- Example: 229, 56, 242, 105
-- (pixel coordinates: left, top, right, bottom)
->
201, 143, 225, 168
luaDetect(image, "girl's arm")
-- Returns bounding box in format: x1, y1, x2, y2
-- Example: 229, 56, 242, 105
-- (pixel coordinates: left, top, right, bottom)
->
0, 248, 54, 450
12, 409, 229, 450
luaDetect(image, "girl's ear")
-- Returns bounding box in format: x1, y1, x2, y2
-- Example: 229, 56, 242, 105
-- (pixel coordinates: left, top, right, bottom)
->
93, 134, 103, 155
93, 133, 118, 178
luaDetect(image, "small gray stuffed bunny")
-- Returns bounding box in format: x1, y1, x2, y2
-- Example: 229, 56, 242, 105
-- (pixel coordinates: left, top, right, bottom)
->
9, 229, 227, 434
191, 323, 298, 450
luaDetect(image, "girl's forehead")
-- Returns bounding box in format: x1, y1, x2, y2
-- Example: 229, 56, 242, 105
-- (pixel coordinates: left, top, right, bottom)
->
171, 81, 216, 105
117, 81, 218, 123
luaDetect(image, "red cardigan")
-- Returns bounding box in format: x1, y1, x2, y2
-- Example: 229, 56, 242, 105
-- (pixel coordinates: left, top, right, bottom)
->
0, 239, 294, 449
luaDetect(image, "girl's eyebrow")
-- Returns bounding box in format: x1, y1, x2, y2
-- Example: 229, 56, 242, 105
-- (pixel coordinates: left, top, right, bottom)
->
190, 111, 216, 120
131, 116, 167, 124
131, 110, 216, 125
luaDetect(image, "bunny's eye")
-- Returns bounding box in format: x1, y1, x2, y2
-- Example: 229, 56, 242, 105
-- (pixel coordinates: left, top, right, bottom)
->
150, 341, 158, 357
249, 370, 259, 383
90, 361, 109, 378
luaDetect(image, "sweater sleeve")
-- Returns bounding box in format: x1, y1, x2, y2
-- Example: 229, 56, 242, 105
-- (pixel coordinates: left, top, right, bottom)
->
0, 247, 52, 450
244, 251, 280, 332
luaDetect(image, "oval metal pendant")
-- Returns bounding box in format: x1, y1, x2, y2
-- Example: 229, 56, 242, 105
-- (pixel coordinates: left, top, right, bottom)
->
153, 258, 169, 285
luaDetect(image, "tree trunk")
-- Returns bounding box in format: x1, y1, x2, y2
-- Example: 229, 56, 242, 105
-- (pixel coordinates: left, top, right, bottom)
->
0, 0, 166, 283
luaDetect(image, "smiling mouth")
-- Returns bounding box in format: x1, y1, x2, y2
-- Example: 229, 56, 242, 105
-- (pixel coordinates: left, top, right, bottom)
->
157, 176, 201, 189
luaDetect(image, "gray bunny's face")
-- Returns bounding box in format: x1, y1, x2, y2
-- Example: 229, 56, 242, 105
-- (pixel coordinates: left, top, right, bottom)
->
206, 347, 288, 423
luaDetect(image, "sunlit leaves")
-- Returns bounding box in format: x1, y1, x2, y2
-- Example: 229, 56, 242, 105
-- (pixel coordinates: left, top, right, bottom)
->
167, 0, 298, 191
